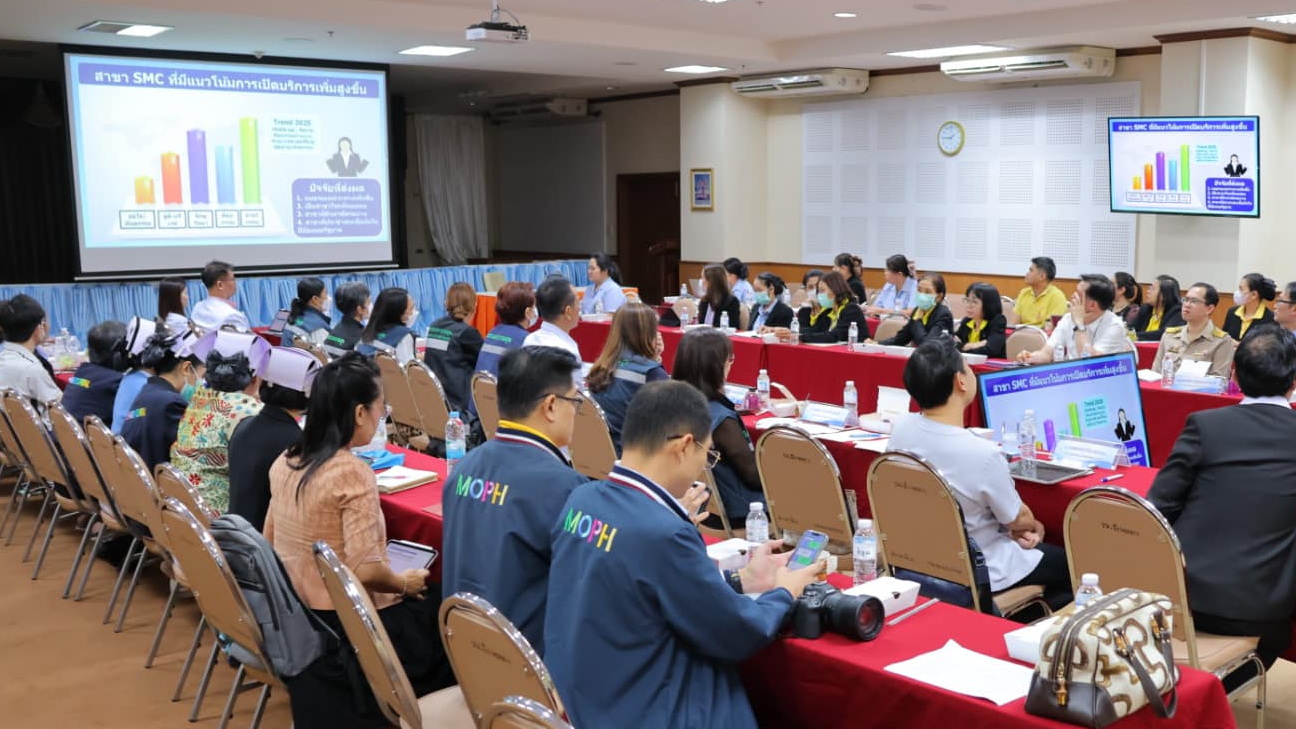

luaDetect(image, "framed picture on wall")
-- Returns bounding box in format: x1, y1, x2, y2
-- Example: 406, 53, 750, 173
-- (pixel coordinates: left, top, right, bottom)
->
690, 168, 714, 211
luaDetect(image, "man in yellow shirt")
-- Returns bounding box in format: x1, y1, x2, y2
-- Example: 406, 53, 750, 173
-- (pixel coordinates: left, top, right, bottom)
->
1015, 256, 1069, 329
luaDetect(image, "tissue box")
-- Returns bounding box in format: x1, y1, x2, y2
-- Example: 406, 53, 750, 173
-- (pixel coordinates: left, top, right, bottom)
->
1004, 616, 1063, 664
963, 353, 988, 365
842, 576, 920, 617
706, 538, 758, 571
769, 399, 799, 418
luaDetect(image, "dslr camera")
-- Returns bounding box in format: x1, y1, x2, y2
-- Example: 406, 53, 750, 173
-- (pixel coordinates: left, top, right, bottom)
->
787, 582, 885, 641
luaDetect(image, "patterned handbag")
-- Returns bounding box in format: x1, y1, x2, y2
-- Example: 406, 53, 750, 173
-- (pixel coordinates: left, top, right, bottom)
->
1024, 588, 1179, 727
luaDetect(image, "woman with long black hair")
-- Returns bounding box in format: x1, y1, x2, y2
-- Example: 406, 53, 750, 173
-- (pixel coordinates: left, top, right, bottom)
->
288, 277, 332, 340
356, 287, 418, 361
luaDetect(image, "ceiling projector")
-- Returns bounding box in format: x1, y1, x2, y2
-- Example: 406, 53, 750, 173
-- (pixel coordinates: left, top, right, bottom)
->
466, 20, 529, 43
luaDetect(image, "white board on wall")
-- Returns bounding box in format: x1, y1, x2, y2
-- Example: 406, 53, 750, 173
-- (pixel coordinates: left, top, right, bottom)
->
497, 121, 606, 253
802, 82, 1140, 278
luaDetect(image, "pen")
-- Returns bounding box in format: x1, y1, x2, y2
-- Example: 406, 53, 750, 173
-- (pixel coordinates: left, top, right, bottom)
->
888, 598, 940, 626
1100, 474, 1125, 483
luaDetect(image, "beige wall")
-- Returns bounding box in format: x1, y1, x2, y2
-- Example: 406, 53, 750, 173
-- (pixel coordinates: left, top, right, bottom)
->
594, 94, 681, 250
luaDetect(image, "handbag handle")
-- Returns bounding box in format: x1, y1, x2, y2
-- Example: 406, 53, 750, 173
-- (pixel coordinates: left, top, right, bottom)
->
1113, 620, 1179, 719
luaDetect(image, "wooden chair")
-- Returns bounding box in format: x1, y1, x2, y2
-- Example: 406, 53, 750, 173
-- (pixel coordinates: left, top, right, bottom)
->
154, 462, 218, 700
866, 450, 1049, 618
2, 395, 96, 579
738, 303, 751, 330
108, 437, 170, 634
312, 541, 473, 728
945, 293, 968, 321
697, 469, 741, 540
1002, 296, 1019, 326
873, 317, 907, 342
376, 352, 426, 447
483, 271, 507, 293
290, 334, 330, 365
439, 592, 566, 725
482, 697, 575, 729
671, 297, 698, 323
47, 402, 129, 600
407, 360, 454, 439
567, 390, 616, 480
1064, 486, 1266, 723
0, 389, 46, 548
160, 497, 283, 729
471, 372, 501, 440
1005, 326, 1047, 360
753, 425, 854, 555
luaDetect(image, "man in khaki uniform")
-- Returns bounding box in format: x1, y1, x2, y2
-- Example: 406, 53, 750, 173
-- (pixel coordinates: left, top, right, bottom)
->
1153, 282, 1235, 379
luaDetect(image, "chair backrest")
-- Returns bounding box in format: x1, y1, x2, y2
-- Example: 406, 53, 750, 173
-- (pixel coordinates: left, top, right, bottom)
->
1005, 326, 1047, 360
671, 298, 698, 322
291, 334, 330, 365
47, 403, 120, 518
866, 450, 984, 611
313, 541, 420, 728
375, 353, 425, 436
439, 593, 564, 725
698, 469, 733, 539
84, 417, 130, 520
159, 497, 277, 684
1063, 486, 1196, 652
110, 437, 164, 535
482, 697, 574, 729
483, 271, 507, 293
738, 303, 751, 330
753, 425, 854, 551
567, 390, 616, 480
873, 317, 906, 342
3, 392, 77, 500
407, 360, 453, 436
0, 389, 32, 476
945, 293, 968, 321
1002, 296, 1019, 325
471, 372, 501, 440
154, 463, 216, 527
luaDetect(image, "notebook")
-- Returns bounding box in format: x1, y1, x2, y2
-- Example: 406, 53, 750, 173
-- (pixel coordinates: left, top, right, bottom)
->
374, 466, 440, 494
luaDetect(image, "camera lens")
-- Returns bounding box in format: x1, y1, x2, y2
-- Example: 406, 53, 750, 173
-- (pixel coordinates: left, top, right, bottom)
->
824, 592, 885, 641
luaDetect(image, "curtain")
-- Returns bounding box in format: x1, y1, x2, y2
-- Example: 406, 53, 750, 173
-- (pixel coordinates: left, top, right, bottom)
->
414, 115, 489, 265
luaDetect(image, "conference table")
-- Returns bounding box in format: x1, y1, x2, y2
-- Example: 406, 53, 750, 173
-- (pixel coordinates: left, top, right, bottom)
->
375, 446, 1237, 729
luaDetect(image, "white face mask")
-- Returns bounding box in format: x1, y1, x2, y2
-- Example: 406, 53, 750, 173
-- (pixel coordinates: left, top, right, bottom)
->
320, 297, 333, 317
525, 307, 538, 328
404, 308, 419, 328
1234, 290, 1247, 306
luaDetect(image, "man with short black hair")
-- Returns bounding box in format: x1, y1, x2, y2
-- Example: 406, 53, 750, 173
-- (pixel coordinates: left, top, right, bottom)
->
1153, 282, 1235, 379
440, 346, 589, 652
1014, 256, 1070, 328
892, 337, 1072, 608
1149, 324, 1296, 688
522, 276, 581, 359
190, 260, 251, 332
1019, 273, 1133, 363
1275, 281, 1296, 340
61, 320, 129, 425
545, 380, 821, 728
0, 294, 61, 407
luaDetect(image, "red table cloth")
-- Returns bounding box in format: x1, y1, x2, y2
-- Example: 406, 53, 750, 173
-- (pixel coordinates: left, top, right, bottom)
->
571, 320, 768, 386
1136, 341, 1158, 370
377, 447, 449, 582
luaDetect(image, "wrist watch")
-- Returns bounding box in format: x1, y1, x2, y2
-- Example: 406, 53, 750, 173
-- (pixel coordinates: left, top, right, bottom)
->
724, 569, 744, 594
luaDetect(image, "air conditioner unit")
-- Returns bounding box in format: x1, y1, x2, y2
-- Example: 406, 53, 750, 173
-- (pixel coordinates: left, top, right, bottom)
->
940, 46, 1115, 83
731, 68, 869, 98
487, 98, 589, 122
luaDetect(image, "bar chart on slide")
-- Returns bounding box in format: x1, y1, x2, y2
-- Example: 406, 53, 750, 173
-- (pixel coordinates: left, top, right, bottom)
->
1127, 145, 1191, 203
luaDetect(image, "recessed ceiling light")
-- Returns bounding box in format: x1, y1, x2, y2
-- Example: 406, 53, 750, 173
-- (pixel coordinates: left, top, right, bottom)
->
399, 45, 474, 57
913, 3, 946, 11
78, 21, 174, 37
834, 12, 858, 18
613, 61, 638, 66
1255, 13, 1296, 24
664, 64, 729, 74
887, 44, 1009, 59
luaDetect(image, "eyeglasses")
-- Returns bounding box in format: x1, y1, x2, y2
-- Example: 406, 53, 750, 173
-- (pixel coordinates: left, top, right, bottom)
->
1278, 299, 1296, 307
551, 393, 584, 413
667, 435, 722, 469
1182, 297, 1207, 306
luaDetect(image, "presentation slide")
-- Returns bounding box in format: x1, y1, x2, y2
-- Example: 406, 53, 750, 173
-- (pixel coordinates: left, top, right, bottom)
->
64, 52, 393, 277
1108, 116, 1259, 218
978, 354, 1150, 467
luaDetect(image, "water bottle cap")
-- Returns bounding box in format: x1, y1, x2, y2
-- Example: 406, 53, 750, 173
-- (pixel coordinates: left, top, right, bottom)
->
749, 502, 764, 512
845, 380, 854, 387
858, 518, 872, 530
1081, 573, 1099, 585
449, 411, 459, 419
759, 369, 767, 375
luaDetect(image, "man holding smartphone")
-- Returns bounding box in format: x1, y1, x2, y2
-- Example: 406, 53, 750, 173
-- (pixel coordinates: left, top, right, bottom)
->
545, 381, 823, 728
440, 346, 589, 653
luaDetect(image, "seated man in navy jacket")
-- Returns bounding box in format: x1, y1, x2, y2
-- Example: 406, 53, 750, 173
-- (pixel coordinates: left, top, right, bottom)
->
440, 346, 588, 652
545, 381, 822, 728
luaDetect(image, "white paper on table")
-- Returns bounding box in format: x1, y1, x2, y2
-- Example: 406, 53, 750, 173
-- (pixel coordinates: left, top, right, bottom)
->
730, 330, 763, 338
1177, 359, 1210, 378
802, 341, 843, 347
854, 436, 893, 452
877, 386, 911, 416
754, 417, 848, 437
817, 429, 889, 445
1137, 369, 1162, 382
884, 639, 1034, 706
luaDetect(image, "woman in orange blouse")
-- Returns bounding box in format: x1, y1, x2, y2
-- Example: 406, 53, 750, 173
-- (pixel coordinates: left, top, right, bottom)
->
265, 353, 454, 724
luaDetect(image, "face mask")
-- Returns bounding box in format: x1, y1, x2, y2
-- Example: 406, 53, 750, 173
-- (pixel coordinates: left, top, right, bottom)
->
1234, 290, 1247, 306
915, 293, 937, 311
180, 368, 198, 402
754, 291, 772, 306
320, 297, 333, 317
404, 308, 419, 327
525, 308, 538, 328
816, 292, 834, 309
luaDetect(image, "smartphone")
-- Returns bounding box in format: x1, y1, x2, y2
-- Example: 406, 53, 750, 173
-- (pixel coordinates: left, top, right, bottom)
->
386, 539, 439, 573
787, 530, 829, 570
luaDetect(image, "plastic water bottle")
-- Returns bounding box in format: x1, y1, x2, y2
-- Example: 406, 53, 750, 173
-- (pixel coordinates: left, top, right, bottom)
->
789, 317, 800, 344
848, 321, 859, 349
593, 298, 603, 315
1075, 573, 1103, 608
756, 369, 771, 411
1019, 410, 1037, 479
445, 411, 466, 472
853, 519, 878, 586
366, 413, 388, 451
680, 309, 691, 327
1161, 351, 1178, 389
843, 380, 859, 427
680, 284, 689, 299
745, 502, 769, 545
720, 312, 730, 330
1053, 342, 1066, 363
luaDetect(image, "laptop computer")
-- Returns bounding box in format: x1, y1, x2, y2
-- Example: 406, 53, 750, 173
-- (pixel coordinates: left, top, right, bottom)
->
267, 308, 291, 336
